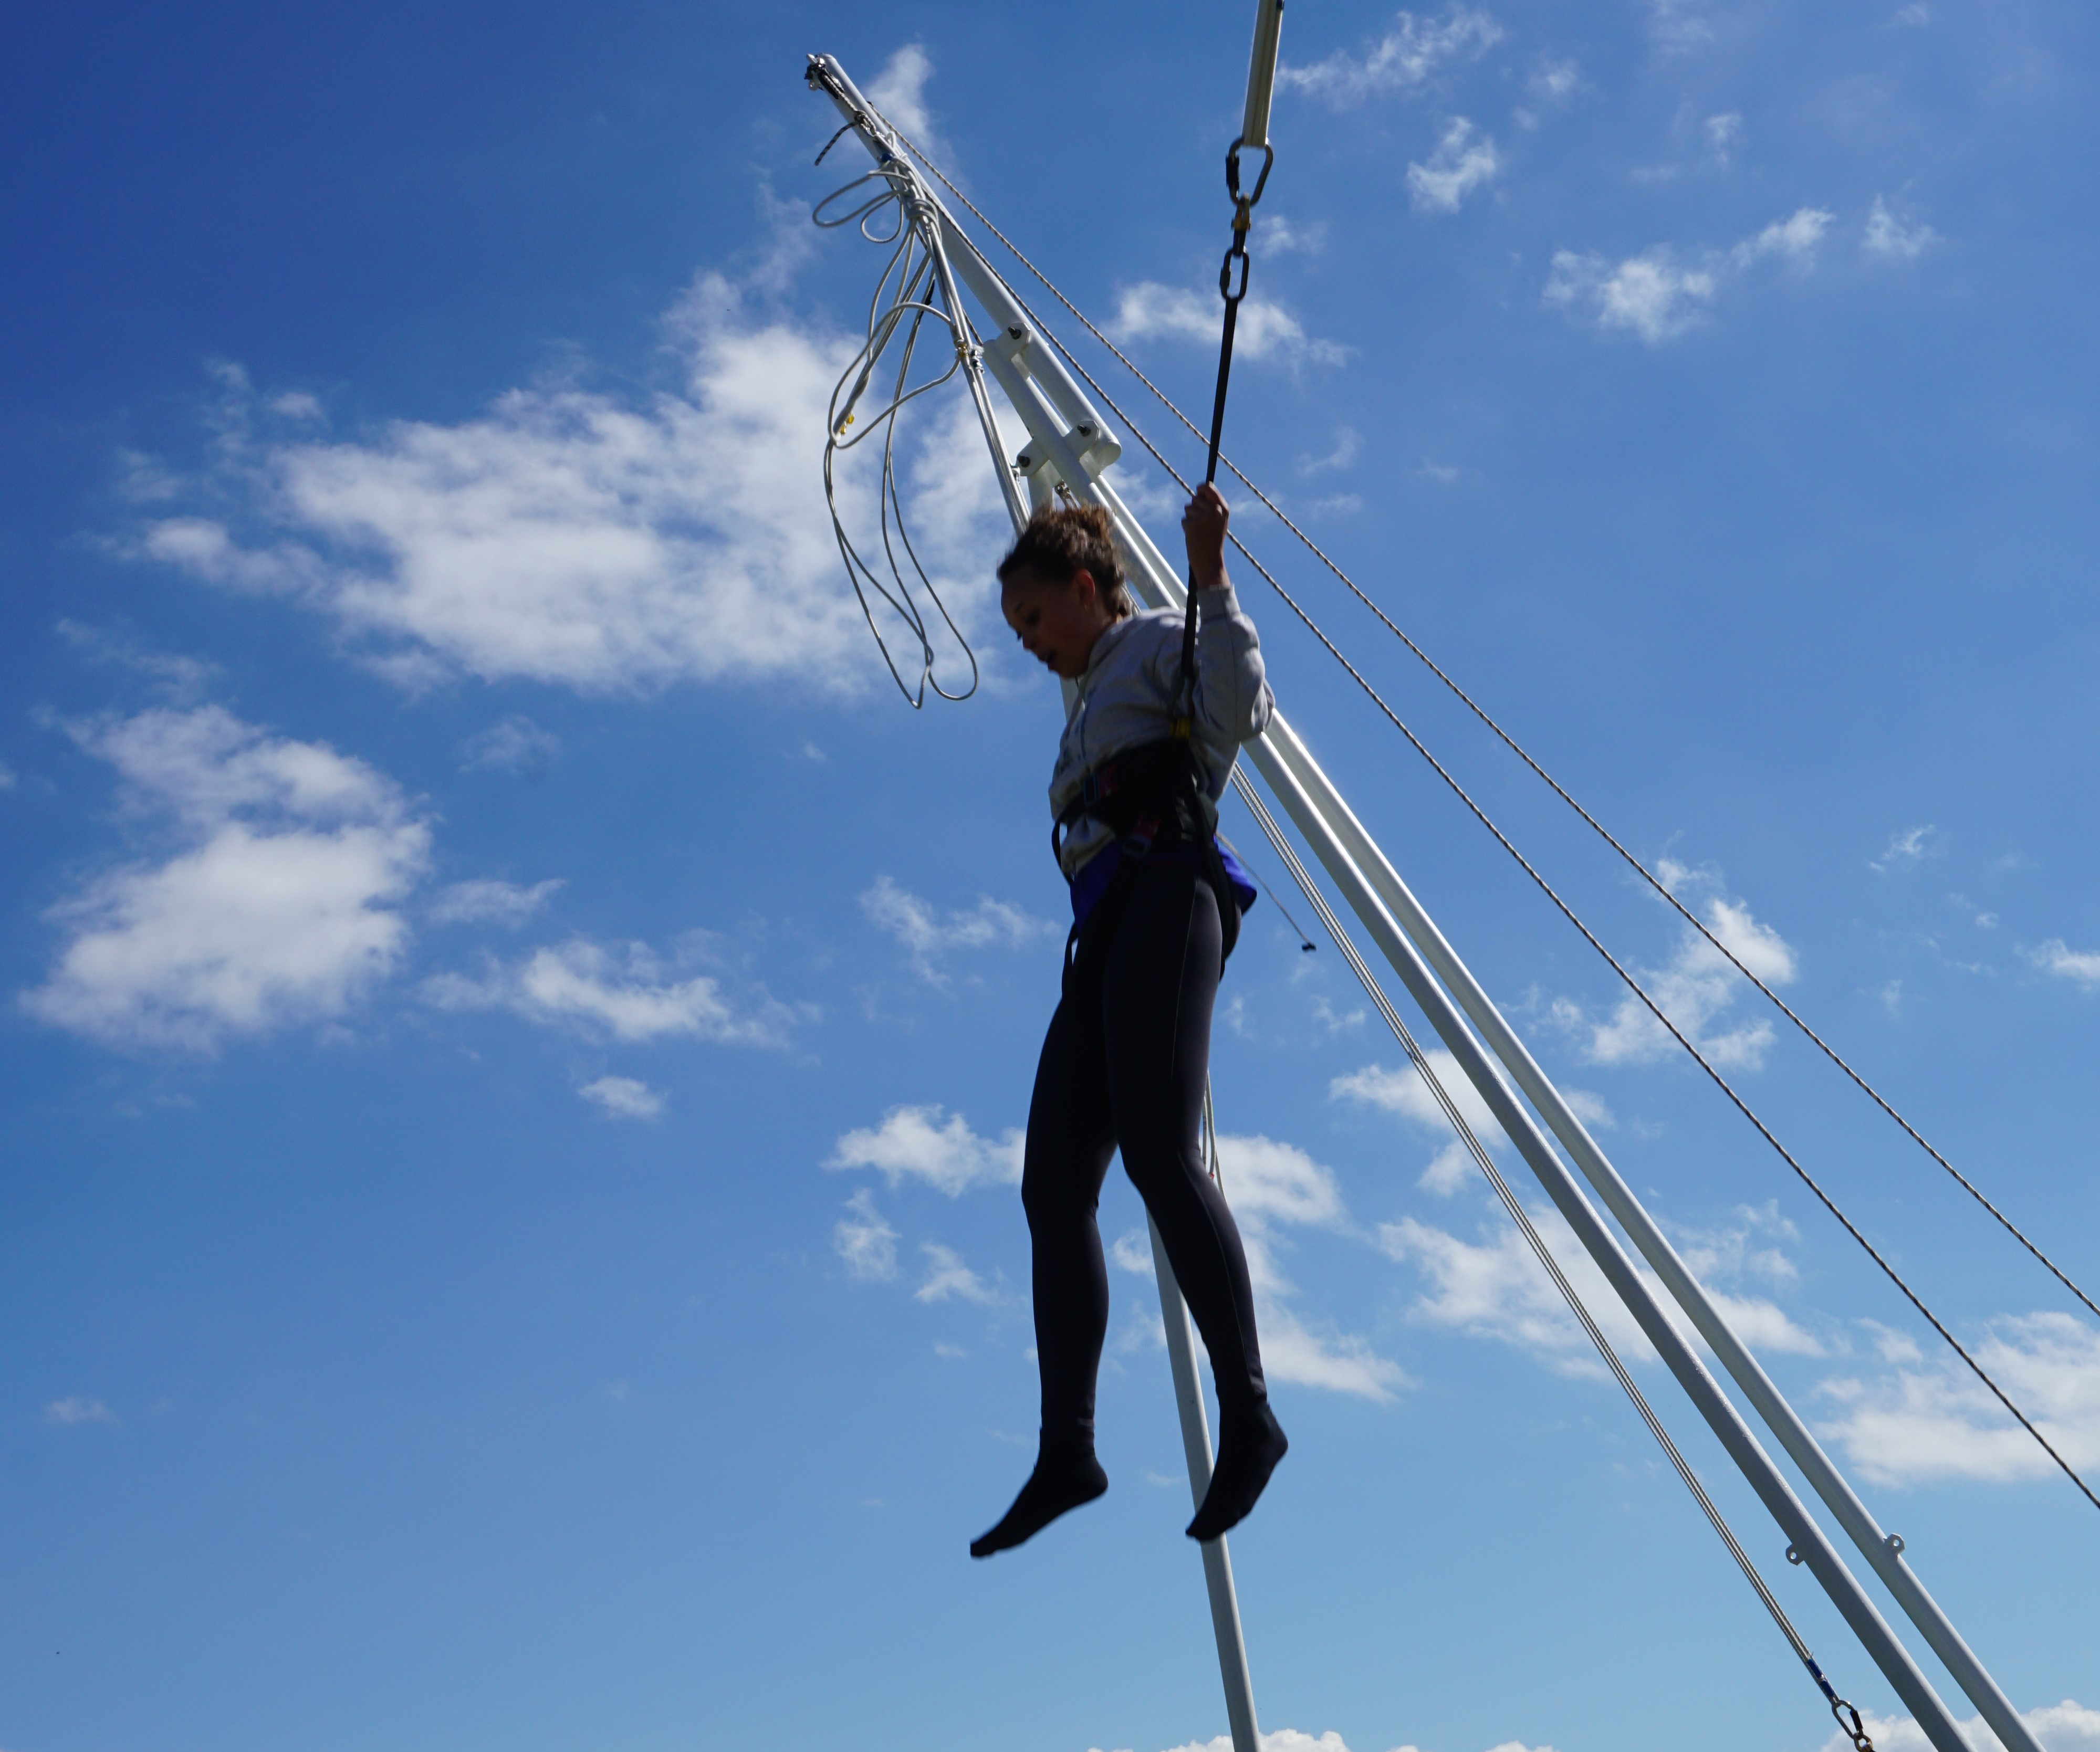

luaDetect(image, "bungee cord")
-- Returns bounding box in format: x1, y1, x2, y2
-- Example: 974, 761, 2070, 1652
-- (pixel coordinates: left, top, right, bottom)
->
812, 152, 1004, 708
883, 124, 2100, 1340
1228, 771, 1876, 1752
861, 127, 2100, 1516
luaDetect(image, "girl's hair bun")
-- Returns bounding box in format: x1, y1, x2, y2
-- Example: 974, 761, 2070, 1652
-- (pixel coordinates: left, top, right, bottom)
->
997, 502, 1134, 618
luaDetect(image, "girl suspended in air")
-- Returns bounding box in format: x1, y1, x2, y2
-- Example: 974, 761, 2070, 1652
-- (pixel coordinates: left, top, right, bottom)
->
971, 483, 1287, 1558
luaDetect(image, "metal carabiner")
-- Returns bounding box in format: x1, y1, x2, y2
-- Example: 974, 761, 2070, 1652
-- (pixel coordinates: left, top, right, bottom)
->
1225, 137, 1276, 207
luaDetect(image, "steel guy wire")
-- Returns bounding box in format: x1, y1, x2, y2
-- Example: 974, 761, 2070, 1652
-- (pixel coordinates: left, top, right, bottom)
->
885, 124, 2100, 1335
1229, 771, 1875, 1752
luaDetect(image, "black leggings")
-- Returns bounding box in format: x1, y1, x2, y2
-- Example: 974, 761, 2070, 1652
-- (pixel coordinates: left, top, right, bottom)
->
1022, 859, 1267, 1446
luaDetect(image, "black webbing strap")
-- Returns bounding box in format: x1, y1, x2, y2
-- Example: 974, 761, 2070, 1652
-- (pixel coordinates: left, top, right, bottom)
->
1175, 137, 1275, 737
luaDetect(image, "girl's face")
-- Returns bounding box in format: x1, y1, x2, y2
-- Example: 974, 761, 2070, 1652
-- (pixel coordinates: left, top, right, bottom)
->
1000, 568, 1115, 680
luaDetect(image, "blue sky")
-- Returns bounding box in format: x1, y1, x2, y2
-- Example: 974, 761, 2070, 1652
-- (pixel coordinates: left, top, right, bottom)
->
4, 4, 2098, 1751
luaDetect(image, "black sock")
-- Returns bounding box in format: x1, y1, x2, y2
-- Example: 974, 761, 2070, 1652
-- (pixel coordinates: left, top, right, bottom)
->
1185, 1401, 1287, 1543
969, 1443, 1108, 1558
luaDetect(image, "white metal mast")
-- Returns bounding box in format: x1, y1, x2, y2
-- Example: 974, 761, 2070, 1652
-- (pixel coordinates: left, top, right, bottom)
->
805, 47, 2047, 1752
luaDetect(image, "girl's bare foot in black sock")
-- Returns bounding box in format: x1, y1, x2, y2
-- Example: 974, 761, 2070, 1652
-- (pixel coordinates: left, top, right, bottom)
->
969, 1443, 1108, 1558
1186, 1401, 1287, 1543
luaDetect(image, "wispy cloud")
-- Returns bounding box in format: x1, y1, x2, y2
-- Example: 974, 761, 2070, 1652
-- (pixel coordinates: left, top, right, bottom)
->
44, 1396, 119, 1426
22, 706, 429, 1052
1816, 1313, 2100, 1485
1731, 207, 1835, 270
1646, 0, 1715, 54
834, 1188, 900, 1282
578, 1074, 664, 1119
1548, 207, 1837, 343
426, 878, 563, 927
1547, 861, 1795, 1071
860, 875, 1056, 983
1278, 7, 1504, 106
1545, 249, 1718, 342
1109, 284, 1348, 369
1872, 824, 1940, 872
1406, 118, 1501, 214
424, 937, 796, 1045
1297, 427, 1361, 476
915, 1241, 998, 1305
134, 286, 1010, 700
1217, 1134, 1408, 1401
1380, 1207, 1655, 1377
1864, 196, 1940, 262
1818, 1700, 2100, 1752
457, 714, 559, 774
827, 1104, 1022, 1197
2028, 940, 2100, 989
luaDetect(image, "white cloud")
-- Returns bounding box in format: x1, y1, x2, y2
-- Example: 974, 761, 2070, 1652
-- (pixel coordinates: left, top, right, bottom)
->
834, 1189, 900, 1282
55, 620, 220, 700
1549, 207, 1842, 343
1380, 1207, 1656, 1378
1298, 427, 1361, 476
427, 878, 562, 927
578, 1074, 664, 1119
457, 714, 559, 773
1278, 7, 1504, 105
1545, 248, 1717, 343
1705, 111, 1743, 162
1816, 1313, 2100, 1486
1136, 1731, 1560, 1752
22, 707, 429, 1051
1872, 823, 1940, 871
1864, 196, 1940, 262
1407, 118, 1501, 215
1553, 866, 1796, 1071
1111, 1228, 1154, 1275
1379, 1199, 1819, 1379
138, 263, 1012, 699
1217, 1134, 1350, 1229
1417, 1138, 1474, 1197
1529, 59, 1580, 102
1259, 217, 1328, 255
1109, 283, 1348, 368
0, 760, 15, 789
860, 875, 1056, 982
44, 1396, 118, 1426
866, 43, 932, 136
1331, 1050, 1519, 1195
424, 937, 794, 1044
1667, 1201, 1800, 1285
1332, 1048, 1502, 1140
2029, 939, 2100, 989
1646, 0, 1715, 53
1217, 1134, 1408, 1401
1731, 206, 1835, 270
827, 1104, 1023, 1197
1822, 1701, 2100, 1752
915, 1241, 998, 1305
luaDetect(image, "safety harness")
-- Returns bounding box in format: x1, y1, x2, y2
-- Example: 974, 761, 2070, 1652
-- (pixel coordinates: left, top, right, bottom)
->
1053, 735, 1244, 967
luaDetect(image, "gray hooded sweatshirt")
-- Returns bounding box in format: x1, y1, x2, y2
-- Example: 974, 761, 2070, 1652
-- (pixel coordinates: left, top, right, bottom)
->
1048, 585, 1275, 881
